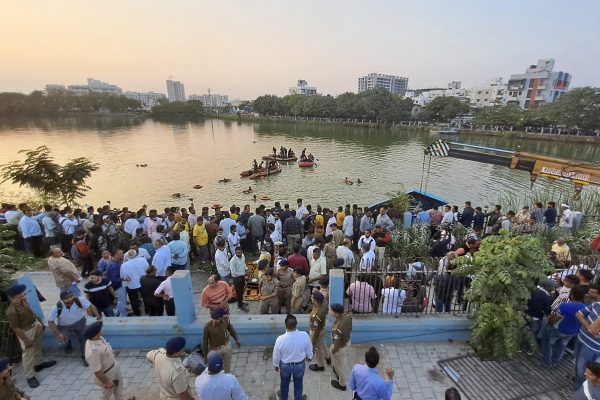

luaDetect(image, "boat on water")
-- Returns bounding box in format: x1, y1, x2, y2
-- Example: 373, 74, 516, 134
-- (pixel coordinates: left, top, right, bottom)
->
248, 165, 282, 179
262, 155, 298, 162
240, 170, 253, 177
368, 189, 448, 214
298, 161, 315, 168
430, 129, 460, 136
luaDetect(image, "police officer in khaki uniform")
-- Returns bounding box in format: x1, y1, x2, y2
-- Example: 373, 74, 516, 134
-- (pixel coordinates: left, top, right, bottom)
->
202, 308, 241, 373
5, 284, 56, 388
0, 357, 30, 400
290, 268, 306, 314
146, 336, 197, 400
308, 292, 330, 372
83, 322, 135, 400
259, 268, 279, 314
275, 260, 293, 313
329, 303, 352, 391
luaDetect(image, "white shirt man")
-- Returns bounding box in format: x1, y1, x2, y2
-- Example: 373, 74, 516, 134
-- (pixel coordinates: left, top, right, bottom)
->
124, 247, 151, 262
120, 251, 149, 290
227, 230, 240, 257
360, 246, 376, 271
219, 217, 236, 238
441, 207, 454, 225
270, 229, 282, 244
325, 216, 337, 237
274, 218, 282, 236
308, 251, 327, 288
187, 213, 198, 229
272, 319, 313, 367
342, 214, 354, 237
559, 205, 573, 230
296, 203, 308, 221
375, 210, 394, 231
48, 296, 92, 326
124, 217, 141, 238
357, 232, 376, 253
266, 212, 276, 226
215, 247, 231, 279
336, 241, 355, 269
152, 243, 172, 277
230, 252, 246, 279
154, 276, 173, 300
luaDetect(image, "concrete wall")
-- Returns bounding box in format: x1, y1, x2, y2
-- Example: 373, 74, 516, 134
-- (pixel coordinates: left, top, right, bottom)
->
17, 271, 471, 351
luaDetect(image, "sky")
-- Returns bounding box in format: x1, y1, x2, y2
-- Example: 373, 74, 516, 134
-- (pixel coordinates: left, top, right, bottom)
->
1, 0, 599, 100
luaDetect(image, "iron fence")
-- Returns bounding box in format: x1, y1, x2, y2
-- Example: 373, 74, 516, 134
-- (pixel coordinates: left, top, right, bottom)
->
342, 257, 470, 317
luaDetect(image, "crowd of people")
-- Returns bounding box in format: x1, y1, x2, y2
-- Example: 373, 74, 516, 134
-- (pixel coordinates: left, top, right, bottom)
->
1, 196, 599, 398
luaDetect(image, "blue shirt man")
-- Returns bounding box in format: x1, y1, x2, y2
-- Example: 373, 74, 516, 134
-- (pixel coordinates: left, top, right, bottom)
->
544, 204, 558, 228
168, 233, 189, 269
349, 346, 394, 400
416, 209, 430, 224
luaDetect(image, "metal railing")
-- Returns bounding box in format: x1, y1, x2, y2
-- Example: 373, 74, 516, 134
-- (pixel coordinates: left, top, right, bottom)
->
342, 257, 470, 317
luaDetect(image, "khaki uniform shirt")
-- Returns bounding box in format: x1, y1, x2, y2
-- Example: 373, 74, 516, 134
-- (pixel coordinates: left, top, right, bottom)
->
6, 301, 37, 332
0, 377, 23, 400
202, 316, 238, 356
48, 256, 80, 288
260, 277, 279, 297
276, 268, 294, 289
146, 348, 193, 399
85, 337, 116, 374
331, 314, 352, 352
309, 302, 328, 339
292, 275, 306, 299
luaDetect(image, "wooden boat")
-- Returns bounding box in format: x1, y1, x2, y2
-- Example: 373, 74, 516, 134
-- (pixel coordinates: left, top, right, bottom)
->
260, 195, 272, 201
262, 155, 298, 162
240, 169, 253, 177
193, 185, 203, 189
298, 161, 315, 168
248, 166, 282, 180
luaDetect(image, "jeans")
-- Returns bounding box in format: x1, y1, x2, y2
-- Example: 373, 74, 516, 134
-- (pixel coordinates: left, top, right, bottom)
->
279, 361, 305, 400
116, 286, 128, 317
528, 318, 542, 337
99, 306, 114, 317
542, 326, 574, 366
59, 317, 87, 359
573, 339, 600, 389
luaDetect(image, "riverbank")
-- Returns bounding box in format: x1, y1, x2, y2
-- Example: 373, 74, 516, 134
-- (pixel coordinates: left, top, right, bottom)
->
211, 113, 600, 143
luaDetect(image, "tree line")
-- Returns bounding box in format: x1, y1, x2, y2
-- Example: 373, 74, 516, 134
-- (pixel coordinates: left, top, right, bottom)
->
0, 90, 141, 115
252, 88, 417, 122
474, 87, 600, 131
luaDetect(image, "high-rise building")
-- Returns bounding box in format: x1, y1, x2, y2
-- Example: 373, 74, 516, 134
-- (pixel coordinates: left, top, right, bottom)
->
188, 94, 229, 108
506, 59, 571, 110
124, 91, 166, 109
358, 73, 408, 96
166, 80, 186, 102
288, 80, 318, 96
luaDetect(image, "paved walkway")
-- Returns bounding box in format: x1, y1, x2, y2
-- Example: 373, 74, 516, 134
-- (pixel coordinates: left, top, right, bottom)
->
11, 342, 467, 400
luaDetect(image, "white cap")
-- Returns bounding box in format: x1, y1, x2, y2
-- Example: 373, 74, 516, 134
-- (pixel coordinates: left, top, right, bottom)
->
560, 203, 570, 208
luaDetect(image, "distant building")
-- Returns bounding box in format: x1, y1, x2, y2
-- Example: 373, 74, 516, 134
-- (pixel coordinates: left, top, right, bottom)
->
188, 94, 229, 108
358, 73, 408, 96
166, 80, 186, 102
506, 59, 571, 110
405, 83, 469, 108
289, 80, 317, 96
124, 91, 166, 109
469, 78, 507, 108
45, 84, 67, 93
67, 78, 122, 95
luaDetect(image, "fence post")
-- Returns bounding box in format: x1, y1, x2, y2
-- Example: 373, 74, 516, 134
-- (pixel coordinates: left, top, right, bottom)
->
16, 274, 45, 322
329, 269, 344, 308
171, 270, 196, 325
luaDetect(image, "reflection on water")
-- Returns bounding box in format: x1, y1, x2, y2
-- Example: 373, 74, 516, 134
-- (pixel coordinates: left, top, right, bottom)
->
0, 117, 596, 210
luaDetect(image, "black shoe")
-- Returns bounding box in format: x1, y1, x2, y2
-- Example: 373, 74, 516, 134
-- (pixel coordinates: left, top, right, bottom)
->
34, 360, 57, 372
27, 377, 40, 388
331, 380, 347, 391
309, 364, 324, 371
237, 306, 249, 313
325, 357, 331, 365
83, 360, 89, 367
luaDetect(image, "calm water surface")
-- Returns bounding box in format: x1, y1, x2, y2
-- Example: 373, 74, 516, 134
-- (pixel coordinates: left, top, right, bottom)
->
0, 117, 598, 210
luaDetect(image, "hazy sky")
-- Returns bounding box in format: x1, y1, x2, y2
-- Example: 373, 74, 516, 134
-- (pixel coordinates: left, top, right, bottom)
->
1, 0, 599, 99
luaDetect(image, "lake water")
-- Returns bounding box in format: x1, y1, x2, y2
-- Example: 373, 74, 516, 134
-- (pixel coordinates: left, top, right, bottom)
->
0, 117, 597, 210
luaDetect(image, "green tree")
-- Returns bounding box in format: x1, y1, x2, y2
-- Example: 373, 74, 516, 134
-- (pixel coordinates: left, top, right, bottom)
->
540, 87, 600, 130
151, 100, 205, 117
473, 103, 524, 126
423, 96, 470, 122
1, 146, 99, 206
453, 234, 553, 359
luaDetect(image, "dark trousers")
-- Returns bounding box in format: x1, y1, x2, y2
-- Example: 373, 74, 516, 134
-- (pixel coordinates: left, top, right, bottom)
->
165, 298, 175, 316
59, 317, 87, 359
143, 297, 164, 316
126, 287, 142, 316
81, 255, 94, 276
61, 234, 73, 254
24, 235, 43, 257
232, 276, 245, 308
